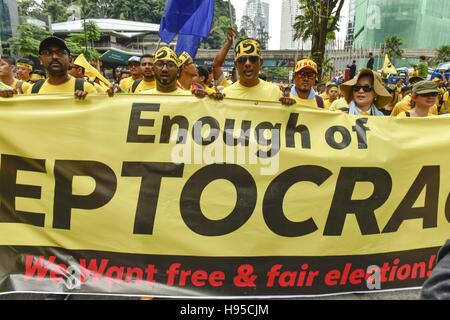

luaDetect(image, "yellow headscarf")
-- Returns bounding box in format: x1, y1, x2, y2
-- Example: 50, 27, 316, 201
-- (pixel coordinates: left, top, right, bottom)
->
234, 39, 262, 61
178, 51, 192, 66
154, 47, 180, 66
17, 62, 33, 71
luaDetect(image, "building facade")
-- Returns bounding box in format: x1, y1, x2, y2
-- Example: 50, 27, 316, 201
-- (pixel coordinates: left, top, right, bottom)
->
0, 0, 19, 53
280, 0, 312, 50
241, 0, 270, 47
352, 0, 450, 49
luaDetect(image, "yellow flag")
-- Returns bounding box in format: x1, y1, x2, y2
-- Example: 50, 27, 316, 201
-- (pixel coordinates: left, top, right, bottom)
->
382, 54, 397, 75
73, 54, 111, 87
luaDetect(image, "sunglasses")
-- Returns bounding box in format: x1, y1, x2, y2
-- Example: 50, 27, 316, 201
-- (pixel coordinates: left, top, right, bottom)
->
236, 56, 260, 64
353, 85, 374, 92
154, 61, 178, 69
418, 92, 438, 97
40, 49, 69, 57
297, 71, 316, 79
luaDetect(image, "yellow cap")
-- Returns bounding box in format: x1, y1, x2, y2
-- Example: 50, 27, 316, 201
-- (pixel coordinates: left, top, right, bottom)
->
178, 51, 192, 66
73, 54, 111, 87
154, 47, 179, 66
295, 59, 317, 73
234, 39, 262, 61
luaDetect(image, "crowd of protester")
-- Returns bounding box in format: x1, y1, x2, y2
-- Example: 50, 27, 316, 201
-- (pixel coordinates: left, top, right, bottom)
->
1, 32, 449, 119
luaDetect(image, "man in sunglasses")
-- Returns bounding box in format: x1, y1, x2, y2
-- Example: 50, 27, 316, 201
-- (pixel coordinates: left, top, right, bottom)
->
290, 59, 324, 109
222, 38, 294, 106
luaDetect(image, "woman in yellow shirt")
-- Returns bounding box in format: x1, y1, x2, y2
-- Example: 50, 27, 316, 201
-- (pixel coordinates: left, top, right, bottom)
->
397, 81, 439, 117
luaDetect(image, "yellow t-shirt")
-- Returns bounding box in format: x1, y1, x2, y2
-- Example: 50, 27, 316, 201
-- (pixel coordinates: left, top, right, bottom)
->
320, 92, 329, 100
391, 95, 438, 116
127, 79, 156, 93
324, 99, 339, 109
397, 111, 434, 118
140, 88, 192, 95
329, 97, 349, 111
222, 80, 282, 102
12, 79, 31, 94
93, 82, 107, 93
119, 76, 135, 91
290, 94, 320, 109
26, 77, 97, 94
443, 91, 449, 113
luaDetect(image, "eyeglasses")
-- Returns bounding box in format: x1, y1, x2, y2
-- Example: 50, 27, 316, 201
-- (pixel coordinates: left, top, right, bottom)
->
296, 71, 316, 79
40, 49, 69, 57
154, 61, 178, 69
353, 85, 374, 92
236, 56, 260, 64
418, 92, 438, 97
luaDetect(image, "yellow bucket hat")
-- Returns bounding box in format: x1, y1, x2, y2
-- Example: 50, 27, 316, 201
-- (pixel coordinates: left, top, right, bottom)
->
154, 47, 180, 66
234, 39, 262, 61
340, 68, 392, 108
73, 54, 111, 87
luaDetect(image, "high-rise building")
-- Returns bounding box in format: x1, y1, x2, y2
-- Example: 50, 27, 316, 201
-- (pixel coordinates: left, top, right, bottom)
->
344, 0, 356, 50
241, 0, 270, 47
280, 0, 312, 50
0, 0, 19, 54
352, 0, 450, 49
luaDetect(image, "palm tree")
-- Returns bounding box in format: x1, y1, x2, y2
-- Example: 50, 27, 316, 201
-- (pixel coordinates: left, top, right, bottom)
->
381, 36, 404, 60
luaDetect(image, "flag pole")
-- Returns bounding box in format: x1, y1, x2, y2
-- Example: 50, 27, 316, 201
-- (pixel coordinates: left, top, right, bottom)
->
227, 0, 239, 81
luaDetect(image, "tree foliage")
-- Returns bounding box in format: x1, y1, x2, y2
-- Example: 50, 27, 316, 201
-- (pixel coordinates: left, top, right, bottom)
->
434, 45, 450, 64
381, 35, 404, 59
17, 0, 166, 23
293, 0, 345, 81
65, 21, 102, 61
6, 23, 53, 58
203, 0, 237, 49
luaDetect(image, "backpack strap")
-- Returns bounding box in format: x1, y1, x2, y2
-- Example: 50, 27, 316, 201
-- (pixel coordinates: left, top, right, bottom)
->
16, 80, 24, 94
75, 78, 85, 92
31, 79, 46, 94
315, 95, 324, 109
131, 79, 143, 93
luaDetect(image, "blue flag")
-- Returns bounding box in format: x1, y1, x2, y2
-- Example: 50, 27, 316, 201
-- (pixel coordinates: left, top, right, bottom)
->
159, 0, 215, 58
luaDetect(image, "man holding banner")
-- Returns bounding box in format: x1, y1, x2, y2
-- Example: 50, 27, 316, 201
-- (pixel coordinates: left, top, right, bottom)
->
141, 47, 190, 96
222, 38, 295, 106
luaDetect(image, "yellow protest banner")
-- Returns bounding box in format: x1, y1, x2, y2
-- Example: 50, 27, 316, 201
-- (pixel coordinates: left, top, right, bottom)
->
0, 94, 449, 297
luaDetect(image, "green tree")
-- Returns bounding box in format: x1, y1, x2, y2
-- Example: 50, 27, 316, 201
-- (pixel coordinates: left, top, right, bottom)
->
203, 0, 236, 49
17, 0, 42, 17
66, 20, 102, 60
84, 20, 102, 49
42, 0, 69, 22
264, 67, 290, 82
293, 0, 345, 81
434, 45, 450, 65
381, 35, 404, 59
6, 23, 53, 58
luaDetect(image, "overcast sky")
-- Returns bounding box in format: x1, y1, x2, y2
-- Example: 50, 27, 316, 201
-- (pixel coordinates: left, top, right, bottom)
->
230, 0, 349, 50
